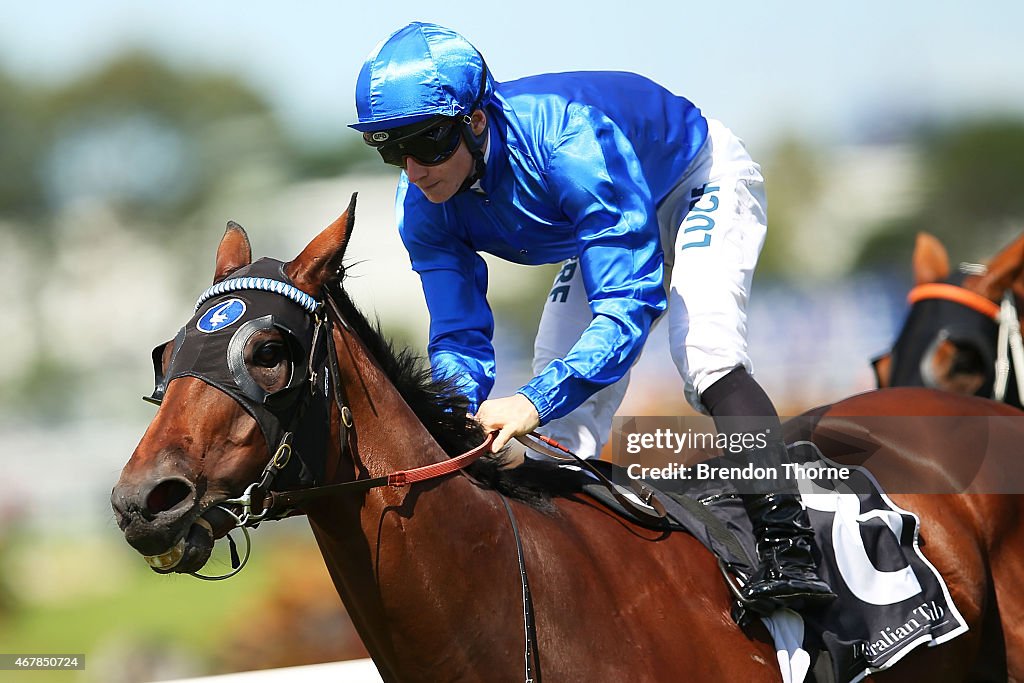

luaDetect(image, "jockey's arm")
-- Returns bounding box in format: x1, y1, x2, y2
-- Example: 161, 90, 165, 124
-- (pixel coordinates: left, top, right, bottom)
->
398, 182, 496, 412
482, 106, 666, 450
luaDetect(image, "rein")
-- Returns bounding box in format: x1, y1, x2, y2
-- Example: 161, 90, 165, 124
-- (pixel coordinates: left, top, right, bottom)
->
244, 432, 496, 514
515, 433, 668, 524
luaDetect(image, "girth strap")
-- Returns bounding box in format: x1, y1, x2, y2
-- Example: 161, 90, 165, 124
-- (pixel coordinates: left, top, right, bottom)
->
499, 495, 541, 683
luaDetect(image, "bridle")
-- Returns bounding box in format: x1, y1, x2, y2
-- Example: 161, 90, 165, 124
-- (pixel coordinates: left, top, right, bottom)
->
887, 263, 1024, 406
146, 270, 494, 580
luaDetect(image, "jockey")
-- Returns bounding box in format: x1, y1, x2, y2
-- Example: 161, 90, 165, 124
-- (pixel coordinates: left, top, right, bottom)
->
351, 22, 835, 613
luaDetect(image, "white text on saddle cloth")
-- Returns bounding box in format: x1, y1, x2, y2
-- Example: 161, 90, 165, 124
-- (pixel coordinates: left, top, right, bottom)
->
796, 461, 923, 606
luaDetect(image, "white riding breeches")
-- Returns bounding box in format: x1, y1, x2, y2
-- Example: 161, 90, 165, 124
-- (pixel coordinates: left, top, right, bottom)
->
531, 119, 768, 459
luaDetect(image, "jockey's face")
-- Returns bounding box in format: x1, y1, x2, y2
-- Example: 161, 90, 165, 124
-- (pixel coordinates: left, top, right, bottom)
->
404, 110, 486, 204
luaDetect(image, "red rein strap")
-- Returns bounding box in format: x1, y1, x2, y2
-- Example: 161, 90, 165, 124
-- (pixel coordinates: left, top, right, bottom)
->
530, 432, 572, 453
386, 432, 497, 487
516, 432, 576, 461
908, 283, 1000, 320
264, 432, 497, 512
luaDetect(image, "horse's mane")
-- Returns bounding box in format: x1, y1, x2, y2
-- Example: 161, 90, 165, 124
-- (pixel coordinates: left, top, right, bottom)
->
325, 280, 574, 508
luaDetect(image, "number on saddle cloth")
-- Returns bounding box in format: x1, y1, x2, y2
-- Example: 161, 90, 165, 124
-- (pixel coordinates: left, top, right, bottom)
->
777, 442, 969, 680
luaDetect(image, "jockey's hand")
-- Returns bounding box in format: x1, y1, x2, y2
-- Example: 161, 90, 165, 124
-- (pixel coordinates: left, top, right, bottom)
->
472, 394, 541, 453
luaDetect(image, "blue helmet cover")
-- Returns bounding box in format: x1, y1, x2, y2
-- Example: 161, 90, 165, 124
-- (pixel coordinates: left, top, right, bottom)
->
351, 22, 493, 132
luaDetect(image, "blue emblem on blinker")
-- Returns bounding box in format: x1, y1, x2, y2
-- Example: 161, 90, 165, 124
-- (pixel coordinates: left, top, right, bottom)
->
197, 298, 246, 333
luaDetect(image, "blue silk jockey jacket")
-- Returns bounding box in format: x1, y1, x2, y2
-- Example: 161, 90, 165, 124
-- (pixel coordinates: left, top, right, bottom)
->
397, 71, 709, 424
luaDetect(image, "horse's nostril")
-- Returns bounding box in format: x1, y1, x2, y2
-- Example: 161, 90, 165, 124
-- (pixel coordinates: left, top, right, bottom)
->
145, 479, 194, 517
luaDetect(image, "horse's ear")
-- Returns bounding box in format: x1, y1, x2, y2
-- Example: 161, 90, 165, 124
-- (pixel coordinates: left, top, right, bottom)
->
285, 193, 357, 296
978, 230, 1024, 302
912, 232, 950, 285
214, 221, 252, 284
871, 353, 892, 389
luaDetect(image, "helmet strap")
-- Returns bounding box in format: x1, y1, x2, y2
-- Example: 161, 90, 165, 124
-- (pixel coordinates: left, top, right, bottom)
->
456, 112, 489, 195
454, 52, 492, 195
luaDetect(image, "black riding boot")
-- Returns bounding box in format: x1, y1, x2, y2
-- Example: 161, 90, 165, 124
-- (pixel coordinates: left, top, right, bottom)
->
741, 492, 837, 612
701, 367, 837, 613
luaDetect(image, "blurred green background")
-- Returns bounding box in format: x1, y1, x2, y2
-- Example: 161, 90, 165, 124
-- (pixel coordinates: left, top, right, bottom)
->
2, 1, 1024, 681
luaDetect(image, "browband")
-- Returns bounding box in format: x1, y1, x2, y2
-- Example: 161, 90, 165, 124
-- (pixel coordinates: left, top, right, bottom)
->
196, 277, 319, 314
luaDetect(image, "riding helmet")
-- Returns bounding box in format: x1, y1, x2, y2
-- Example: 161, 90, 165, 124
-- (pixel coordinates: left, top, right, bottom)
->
350, 22, 494, 132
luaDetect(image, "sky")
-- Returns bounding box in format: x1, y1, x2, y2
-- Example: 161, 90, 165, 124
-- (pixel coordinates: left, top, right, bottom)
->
3, 0, 1024, 150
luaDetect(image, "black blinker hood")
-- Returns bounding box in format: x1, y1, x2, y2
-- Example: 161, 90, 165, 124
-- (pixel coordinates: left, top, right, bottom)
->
888, 282, 1023, 407
147, 258, 329, 486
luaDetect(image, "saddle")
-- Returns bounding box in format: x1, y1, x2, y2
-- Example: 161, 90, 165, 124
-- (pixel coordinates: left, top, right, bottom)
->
513, 442, 968, 683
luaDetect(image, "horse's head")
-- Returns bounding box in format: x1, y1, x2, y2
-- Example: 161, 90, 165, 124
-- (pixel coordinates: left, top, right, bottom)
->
875, 230, 1024, 405
111, 195, 356, 574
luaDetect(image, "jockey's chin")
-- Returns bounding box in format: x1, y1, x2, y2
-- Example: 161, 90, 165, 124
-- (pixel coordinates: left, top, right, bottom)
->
405, 143, 474, 204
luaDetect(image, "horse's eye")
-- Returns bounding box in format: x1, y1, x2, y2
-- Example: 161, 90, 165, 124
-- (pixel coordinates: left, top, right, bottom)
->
253, 341, 287, 368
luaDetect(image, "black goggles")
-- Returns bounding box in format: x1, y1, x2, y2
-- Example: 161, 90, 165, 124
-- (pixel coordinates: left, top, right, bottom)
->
363, 116, 465, 167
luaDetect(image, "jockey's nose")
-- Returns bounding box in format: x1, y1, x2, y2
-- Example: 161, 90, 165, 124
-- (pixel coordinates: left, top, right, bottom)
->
404, 157, 429, 183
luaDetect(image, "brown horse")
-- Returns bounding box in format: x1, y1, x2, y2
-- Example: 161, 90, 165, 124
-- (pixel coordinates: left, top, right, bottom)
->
874, 231, 1024, 405
112, 199, 1024, 681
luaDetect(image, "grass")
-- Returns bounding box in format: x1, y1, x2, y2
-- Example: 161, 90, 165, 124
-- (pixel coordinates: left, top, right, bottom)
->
0, 529, 289, 683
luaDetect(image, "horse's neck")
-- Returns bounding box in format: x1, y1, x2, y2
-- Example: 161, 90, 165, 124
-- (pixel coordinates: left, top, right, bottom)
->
326, 324, 461, 477
308, 324, 518, 674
